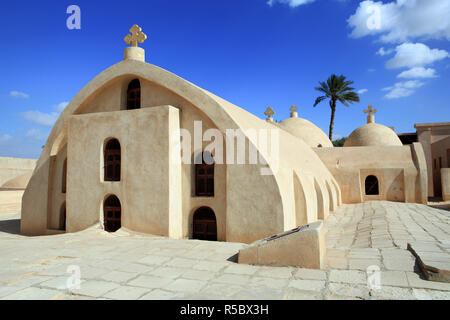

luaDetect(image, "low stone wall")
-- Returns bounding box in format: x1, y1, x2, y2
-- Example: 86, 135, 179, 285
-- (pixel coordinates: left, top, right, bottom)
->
0, 157, 36, 189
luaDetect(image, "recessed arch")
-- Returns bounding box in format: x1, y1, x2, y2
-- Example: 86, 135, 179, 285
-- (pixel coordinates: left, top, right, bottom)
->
103, 195, 121, 232
192, 207, 217, 241
365, 175, 379, 195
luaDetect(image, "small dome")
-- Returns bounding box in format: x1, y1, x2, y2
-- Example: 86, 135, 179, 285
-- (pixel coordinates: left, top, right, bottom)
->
344, 123, 402, 147
279, 117, 333, 148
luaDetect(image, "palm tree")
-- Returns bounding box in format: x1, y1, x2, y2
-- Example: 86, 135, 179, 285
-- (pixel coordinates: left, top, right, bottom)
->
314, 74, 360, 140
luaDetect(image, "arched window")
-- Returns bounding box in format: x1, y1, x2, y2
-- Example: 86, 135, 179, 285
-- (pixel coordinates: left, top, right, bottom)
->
365, 175, 379, 195
127, 79, 141, 110
59, 202, 66, 231
104, 139, 121, 181
193, 207, 217, 241
104, 195, 121, 232
62, 158, 67, 194
195, 153, 214, 197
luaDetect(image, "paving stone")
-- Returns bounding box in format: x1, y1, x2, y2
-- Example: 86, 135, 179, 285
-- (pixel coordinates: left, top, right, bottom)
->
212, 274, 251, 285
148, 266, 187, 279
370, 286, 415, 300
287, 279, 326, 292
406, 272, 450, 291
181, 269, 218, 281
250, 277, 289, 290
256, 266, 294, 279
137, 255, 172, 266
328, 283, 370, 299
329, 270, 367, 285
71, 280, 120, 297
348, 259, 381, 271
283, 287, 323, 300
165, 278, 207, 293
1, 287, 61, 300
223, 264, 259, 275
294, 268, 327, 280
139, 289, 186, 300
103, 286, 150, 300
412, 289, 450, 300
127, 275, 174, 289
384, 257, 416, 272
379, 271, 409, 287
100, 270, 138, 283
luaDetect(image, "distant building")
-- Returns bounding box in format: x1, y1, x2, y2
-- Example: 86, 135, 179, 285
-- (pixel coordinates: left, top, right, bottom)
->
398, 122, 450, 198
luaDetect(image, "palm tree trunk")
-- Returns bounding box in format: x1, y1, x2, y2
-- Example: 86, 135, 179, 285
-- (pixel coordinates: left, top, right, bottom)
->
329, 100, 336, 141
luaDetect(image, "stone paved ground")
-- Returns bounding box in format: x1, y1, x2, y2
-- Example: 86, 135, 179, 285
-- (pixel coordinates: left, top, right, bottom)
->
0, 200, 449, 300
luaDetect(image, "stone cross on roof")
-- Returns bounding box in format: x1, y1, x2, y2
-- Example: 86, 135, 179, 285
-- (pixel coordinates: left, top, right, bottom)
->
290, 105, 298, 118
364, 105, 377, 123
264, 107, 275, 122
124, 24, 147, 47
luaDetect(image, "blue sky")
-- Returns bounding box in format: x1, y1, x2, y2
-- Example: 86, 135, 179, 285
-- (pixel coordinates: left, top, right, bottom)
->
1, 0, 449, 158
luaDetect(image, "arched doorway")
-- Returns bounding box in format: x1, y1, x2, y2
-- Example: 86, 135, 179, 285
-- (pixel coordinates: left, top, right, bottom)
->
365, 175, 379, 195
104, 195, 121, 232
192, 207, 217, 241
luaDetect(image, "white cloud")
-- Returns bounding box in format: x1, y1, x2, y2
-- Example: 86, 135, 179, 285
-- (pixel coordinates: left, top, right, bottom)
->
21, 111, 59, 127
267, 0, 315, 7
55, 101, 69, 112
25, 129, 48, 141
382, 80, 425, 99
10, 91, 29, 99
348, 0, 450, 43
357, 89, 368, 94
0, 134, 12, 143
397, 67, 437, 79
376, 47, 394, 56
386, 43, 448, 69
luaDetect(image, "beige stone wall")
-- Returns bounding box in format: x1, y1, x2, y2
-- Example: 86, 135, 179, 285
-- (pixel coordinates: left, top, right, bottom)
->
431, 136, 450, 197
21, 59, 342, 243
0, 157, 36, 189
416, 123, 450, 197
66, 106, 182, 237
441, 168, 450, 201
314, 143, 428, 204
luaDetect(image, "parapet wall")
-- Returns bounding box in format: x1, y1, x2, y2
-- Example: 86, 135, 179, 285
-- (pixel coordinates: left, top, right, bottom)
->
0, 157, 36, 189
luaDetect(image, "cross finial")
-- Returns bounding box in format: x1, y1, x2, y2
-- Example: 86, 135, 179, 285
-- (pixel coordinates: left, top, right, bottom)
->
264, 107, 275, 122
289, 105, 298, 118
124, 24, 147, 47
364, 105, 377, 123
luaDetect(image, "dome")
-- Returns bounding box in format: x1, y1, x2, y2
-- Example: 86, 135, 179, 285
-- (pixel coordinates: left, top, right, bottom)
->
279, 116, 333, 148
344, 123, 402, 147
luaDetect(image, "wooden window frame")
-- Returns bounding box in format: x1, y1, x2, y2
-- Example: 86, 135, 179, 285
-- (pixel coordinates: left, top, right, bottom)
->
195, 162, 214, 197
126, 79, 141, 110
104, 140, 121, 182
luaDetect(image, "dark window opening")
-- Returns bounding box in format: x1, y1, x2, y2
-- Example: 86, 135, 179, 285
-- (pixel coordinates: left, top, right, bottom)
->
104, 195, 121, 232
365, 175, 379, 195
193, 207, 217, 241
104, 139, 121, 181
62, 158, 67, 194
127, 79, 141, 110
195, 156, 214, 197
59, 203, 66, 231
